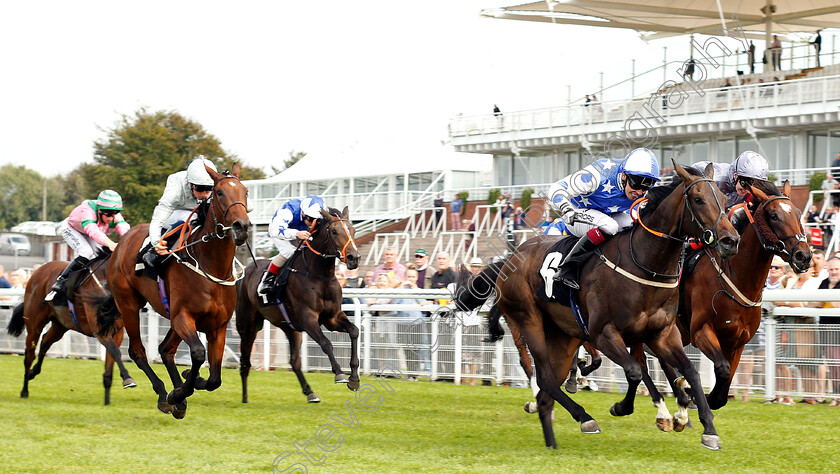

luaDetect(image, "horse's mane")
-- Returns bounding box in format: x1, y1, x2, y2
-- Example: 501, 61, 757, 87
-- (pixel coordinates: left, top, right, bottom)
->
195, 200, 210, 226
751, 179, 782, 197
638, 166, 705, 220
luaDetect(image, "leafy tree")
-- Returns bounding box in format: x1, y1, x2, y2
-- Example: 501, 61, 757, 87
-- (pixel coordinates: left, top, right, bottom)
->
270, 150, 307, 176
0, 165, 54, 229
89, 108, 265, 223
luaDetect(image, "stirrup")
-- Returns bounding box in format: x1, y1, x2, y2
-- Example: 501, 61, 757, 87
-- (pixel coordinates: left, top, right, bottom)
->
560, 278, 579, 290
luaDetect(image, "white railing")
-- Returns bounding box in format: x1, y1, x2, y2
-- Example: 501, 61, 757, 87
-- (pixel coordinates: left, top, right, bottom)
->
471, 204, 504, 237
3, 288, 840, 397
362, 232, 411, 267
404, 207, 447, 238
429, 231, 477, 268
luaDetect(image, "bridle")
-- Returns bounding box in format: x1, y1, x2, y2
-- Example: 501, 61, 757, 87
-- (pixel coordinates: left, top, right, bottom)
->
303, 215, 359, 264
624, 176, 727, 280
729, 196, 807, 259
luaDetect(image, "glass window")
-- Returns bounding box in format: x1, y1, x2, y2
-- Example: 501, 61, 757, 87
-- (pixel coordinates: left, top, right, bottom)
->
829, 130, 840, 168
690, 141, 709, 164
808, 131, 828, 169
778, 135, 792, 170
495, 156, 512, 186
512, 156, 529, 186
736, 135, 758, 156
717, 139, 735, 162
758, 136, 778, 169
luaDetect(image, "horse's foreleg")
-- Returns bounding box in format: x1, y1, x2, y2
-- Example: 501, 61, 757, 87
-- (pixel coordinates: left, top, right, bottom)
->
633, 346, 673, 432
303, 313, 347, 385
284, 328, 319, 402
326, 312, 360, 391
202, 326, 226, 392
693, 324, 732, 410
594, 328, 643, 418
96, 332, 135, 406
166, 315, 205, 415
650, 326, 720, 450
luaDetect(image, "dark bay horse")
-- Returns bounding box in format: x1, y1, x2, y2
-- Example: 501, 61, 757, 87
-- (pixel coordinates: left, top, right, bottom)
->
6, 253, 136, 404
104, 164, 250, 418
633, 179, 811, 427
455, 163, 740, 450
236, 207, 361, 403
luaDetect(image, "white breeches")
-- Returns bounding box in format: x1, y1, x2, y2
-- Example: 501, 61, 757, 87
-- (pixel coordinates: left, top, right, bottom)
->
566, 209, 633, 238
269, 238, 297, 266
60, 220, 101, 260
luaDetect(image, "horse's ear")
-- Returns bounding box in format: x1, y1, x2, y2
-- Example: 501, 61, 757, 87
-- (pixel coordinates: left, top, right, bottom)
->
751, 185, 769, 202
206, 165, 221, 182
342, 206, 349, 219
703, 162, 715, 179
320, 208, 332, 220
672, 159, 692, 183
783, 179, 791, 198
232, 162, 241, 178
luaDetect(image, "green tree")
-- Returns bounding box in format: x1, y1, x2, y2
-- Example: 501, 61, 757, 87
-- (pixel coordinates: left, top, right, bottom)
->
89, 108, 265, 223
0, 165, 52, 229
270, 150, 307, 176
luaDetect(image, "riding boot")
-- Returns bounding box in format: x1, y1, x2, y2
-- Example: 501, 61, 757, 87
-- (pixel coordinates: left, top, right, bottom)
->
257, 270, 278, 295
552, 234, 597, 290
44, 256, 90, 302
142, 245, 164, 272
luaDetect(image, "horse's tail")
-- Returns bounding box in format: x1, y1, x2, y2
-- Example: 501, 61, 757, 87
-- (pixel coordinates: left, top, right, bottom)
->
6, 302, 25, 337
453, 258, 504, 312
483, 302, 506, 343
91, 292, 121, 337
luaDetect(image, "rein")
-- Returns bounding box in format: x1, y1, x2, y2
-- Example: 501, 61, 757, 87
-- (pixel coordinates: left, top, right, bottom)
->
302, 216, 359, 264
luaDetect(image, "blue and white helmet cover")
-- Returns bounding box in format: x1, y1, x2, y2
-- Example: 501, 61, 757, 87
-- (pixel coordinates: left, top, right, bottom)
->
300, 195, 326, 219
620, 148, 661, 181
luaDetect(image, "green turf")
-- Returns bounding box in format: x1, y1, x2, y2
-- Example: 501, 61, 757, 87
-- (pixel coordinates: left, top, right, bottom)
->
0, 354, 838, 473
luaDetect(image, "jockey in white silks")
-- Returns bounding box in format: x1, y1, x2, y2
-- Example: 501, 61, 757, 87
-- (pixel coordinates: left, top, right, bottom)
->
548, 148, 661, 289
693, 150, 770, 233
257, 195, 326, 294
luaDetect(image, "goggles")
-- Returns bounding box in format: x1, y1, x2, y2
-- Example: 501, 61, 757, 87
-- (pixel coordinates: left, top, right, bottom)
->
625, 174, 656, 191
100, 210, 118, 217
192, 184, 213, 193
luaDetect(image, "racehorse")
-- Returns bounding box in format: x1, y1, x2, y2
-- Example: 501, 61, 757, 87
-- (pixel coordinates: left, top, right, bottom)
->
236, 207, 361, 403
103, 164, 250, 418
454, 162, 740, 450
6, 252, 136, 405
632, 179, 811, 426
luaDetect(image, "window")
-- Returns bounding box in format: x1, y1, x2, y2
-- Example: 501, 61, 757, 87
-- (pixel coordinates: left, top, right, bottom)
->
717, 139, 735, 162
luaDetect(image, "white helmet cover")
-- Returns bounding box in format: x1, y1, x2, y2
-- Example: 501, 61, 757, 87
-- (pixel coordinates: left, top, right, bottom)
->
732, 151, 769, 181
186, 155, 218, 186
300, 195, 325, 219
621, 148, 661, 181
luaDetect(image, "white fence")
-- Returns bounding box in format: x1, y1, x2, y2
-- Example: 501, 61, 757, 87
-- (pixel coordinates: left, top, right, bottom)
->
1, 288, 839, 400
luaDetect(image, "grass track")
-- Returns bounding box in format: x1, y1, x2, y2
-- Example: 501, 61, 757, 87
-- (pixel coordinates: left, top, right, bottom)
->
1, 354, 838, 473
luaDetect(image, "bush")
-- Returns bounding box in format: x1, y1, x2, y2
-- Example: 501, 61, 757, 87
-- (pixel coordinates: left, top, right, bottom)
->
521, 188, 534, 210
487, 189, 501, 213
458, 191, 469, 202
810, 171, 826, 202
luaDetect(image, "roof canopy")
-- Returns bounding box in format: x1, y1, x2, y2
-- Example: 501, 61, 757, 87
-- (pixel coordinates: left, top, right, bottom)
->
482, 1, 840, 40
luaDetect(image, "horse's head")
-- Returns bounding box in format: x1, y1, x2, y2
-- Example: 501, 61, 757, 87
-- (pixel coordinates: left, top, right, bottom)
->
316, 206, 360, 270
674, 160, 740, 258
748, 180, 812, 273
206, 163, 251, 246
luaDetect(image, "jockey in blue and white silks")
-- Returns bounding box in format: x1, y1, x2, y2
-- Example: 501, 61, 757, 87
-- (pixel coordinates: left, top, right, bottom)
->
547, 147, 661, 289
258, 195, 326, 294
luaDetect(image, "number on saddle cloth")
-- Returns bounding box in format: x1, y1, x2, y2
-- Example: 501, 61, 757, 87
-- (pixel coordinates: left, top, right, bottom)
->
537, 238, 580, 306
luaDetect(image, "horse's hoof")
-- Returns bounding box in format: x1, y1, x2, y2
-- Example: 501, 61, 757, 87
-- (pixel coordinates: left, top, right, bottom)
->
524, 401, 538, 413
701, 434, 721, 450
171, 401, 187, 420
564, 379, 578, 393
307, 393, 321, 403
674, 420, 687, 432
656, 417, 674, 432
123, 378, 137, 389
675, 376, 691, 391
688, 400, 698, 410
157, 400, 173, 414
166, 389, 182, 406
610, 403, 630, 417
580, 420, 601, 434
335, 374, 349, 384
20, 391, 28, 399
182, 369, 191, 379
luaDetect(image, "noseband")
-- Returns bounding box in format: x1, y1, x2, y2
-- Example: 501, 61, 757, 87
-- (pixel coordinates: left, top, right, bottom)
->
303, 217, 359, 263
728, 195, 807, 259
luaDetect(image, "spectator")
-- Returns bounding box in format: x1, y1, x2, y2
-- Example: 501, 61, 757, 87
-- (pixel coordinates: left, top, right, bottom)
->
0, 265, 11, 301
777, 258, 821, 404
501, 196, 514, 229
513, 206, 525, 230
335, 269, 357, 319
760, 257, 795, 404
344, 267, 363, 288
810, 258, 840, 406
493, 104, 503, 127
363, 270, 375, 288
469, 257, 484, 274
810, 30, 822, 67
770, 35, 782, 71
832, 153, 840, 182
813, 249, 829, 281
746, 41, 756, 74
450, 193, 464, 231
821, 172, 839, 208
395, 268, 432, 375
584, 94, 591, 107
683, 58, 696, 80
372, 247, 407, 288
367, 274, 396, 365
806, 204, 823, 224
433, 193, 444, 225
8, 269, 27, 289
413, 249, 430, 288
431, 251, 457, 306
463, 219, 476, 251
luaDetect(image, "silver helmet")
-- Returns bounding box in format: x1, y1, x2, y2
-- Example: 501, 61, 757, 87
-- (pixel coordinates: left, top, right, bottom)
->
732, 151, 769, 182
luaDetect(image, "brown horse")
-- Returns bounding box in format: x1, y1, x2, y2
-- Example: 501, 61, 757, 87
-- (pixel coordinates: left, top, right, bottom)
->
634, 179, 811, 426
6, 252, 136, 404
103, 164, 250, 418
454, 163, 740, 450
236, 206, 361, 403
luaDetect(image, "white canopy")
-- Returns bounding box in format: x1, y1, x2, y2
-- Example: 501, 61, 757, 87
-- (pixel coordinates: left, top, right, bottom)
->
483, 1, 840, 40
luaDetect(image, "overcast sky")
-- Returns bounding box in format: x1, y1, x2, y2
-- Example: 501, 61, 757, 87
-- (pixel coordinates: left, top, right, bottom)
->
0, 1, 714, 178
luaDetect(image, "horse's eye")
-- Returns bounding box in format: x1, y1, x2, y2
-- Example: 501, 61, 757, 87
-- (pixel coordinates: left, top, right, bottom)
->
331, 229, 338, 235
693, 197, 704, 205
216, 190, 223, 197
769, 212, 779, 221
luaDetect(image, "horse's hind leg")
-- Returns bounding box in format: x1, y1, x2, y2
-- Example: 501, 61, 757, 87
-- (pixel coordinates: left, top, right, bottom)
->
236, 311, 261, 404
158, 328, 188, 389
20, 313, 52, 398
323, 311, 360, 391
118, 295, 172, 414
634, 346, 674, 432
165, 314, 205, 416
283, 327, 319, 402
649, 328, 721, 450
508, 321, 538, 412
30, 323, 68, 381
110, 329, 136, 389
693, 324, 735, 410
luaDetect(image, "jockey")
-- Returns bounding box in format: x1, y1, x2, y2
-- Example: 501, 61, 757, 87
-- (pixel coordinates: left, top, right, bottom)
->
45, 190, 130, 301
141, 156, 218, 270
695, 150, 770, 210
258, 195, 326, 294
548, 147, 660, 289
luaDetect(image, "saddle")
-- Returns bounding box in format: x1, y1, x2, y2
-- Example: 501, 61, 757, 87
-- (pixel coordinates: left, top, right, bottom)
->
135, 223, 190, 279
258, 250, 301, 308
677, 246, 706, 332
537, 237, 580, 307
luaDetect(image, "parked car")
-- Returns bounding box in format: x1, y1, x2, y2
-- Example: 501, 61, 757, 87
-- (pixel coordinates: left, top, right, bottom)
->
10, 221, 59, 236
0, 233, 32, 255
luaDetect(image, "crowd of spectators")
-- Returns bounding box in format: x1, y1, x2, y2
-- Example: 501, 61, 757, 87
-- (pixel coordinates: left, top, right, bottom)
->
0, 264, 33, 302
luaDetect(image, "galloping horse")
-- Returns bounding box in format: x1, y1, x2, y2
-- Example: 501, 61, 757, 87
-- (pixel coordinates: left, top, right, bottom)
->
6, 252, 136, 404
104, 164, 250, 418
455, 163, 740, 450
236, 207, 361, 403
632, 179, 811, 425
